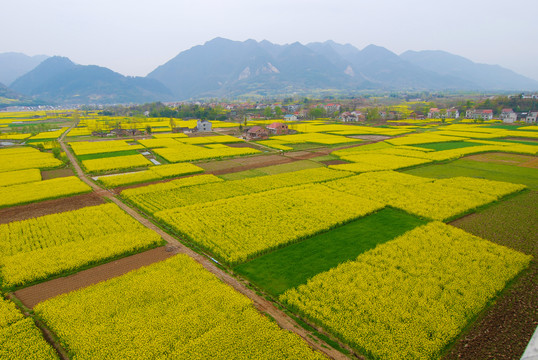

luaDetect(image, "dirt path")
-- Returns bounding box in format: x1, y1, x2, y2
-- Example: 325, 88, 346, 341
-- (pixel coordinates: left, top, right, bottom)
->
14, 247, 176, 308
57, 129, 352, 359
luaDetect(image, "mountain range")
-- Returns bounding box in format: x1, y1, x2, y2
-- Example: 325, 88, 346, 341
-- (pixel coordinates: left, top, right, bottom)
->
9, 57, 174, 104
0, 52, 49, 86
2, 38, 538, 104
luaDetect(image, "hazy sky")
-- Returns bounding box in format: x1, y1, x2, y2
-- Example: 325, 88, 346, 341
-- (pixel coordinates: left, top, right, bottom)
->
2, 0, 537, 80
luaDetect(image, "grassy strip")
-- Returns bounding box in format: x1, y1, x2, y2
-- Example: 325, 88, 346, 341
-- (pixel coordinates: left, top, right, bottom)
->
403, 159, 538, 190
487, 138, 538, 146
219, 160, 323, 181
413, 141, 485, 151
76, 149, 140, 161
234, 208, 427, 296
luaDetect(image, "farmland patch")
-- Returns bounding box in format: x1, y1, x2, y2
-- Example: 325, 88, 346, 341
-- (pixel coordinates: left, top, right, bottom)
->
234, 208, 427, 296
403, 158, 538, 190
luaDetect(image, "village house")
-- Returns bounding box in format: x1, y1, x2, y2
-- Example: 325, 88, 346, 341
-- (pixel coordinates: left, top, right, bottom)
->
340, 111, 361, 122
196, 119, 212, 132
447, 108, 460, 118
246, 126, 268, 140
283, 114, 298, 121
466, 109, 493, 120
500, 108, 517, 123
428, 108, 441, 118
324, 103, 341, 113
526, 111, 538, 124
267, 122, 288, 135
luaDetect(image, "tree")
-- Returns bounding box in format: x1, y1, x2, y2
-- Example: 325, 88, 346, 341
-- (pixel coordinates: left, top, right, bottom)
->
146, 125, 152, 134
264, 107, 272, 119
366, 108, 380, 121
274, 106, 283, 118
308, 108, 325, 119
440, 109, 447, 123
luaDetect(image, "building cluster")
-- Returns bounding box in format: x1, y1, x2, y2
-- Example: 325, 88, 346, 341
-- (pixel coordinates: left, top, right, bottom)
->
244, 122, 289, 140
427, 108, 537, 123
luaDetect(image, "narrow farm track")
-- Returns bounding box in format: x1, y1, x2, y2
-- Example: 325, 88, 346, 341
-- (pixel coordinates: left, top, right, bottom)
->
56, 133, 352, 359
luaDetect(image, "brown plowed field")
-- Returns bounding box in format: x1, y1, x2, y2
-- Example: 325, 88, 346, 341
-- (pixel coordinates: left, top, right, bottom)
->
445, 191, 538, 359
320, 159, 349, 165
0, 193, 104, 224
14, 246, 176, 308
465, 152, 535, 166
520, 157, 538, 169
41, 168, 75, 180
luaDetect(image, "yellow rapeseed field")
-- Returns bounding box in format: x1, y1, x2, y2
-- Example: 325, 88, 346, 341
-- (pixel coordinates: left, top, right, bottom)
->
281, 222, 531, 360
0, 203, 162, 287
0, 176, 91, 208
0, 297, 58, 359
35, 254, 326, 360
156, 184, 383, 264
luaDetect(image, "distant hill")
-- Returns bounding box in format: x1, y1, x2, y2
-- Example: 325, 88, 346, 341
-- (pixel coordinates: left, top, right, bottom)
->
400, 50, 538, 91
148, 38, 538, 99
0, 82, 45, 109
10, 56, 174, 104
0, 52, 49, 85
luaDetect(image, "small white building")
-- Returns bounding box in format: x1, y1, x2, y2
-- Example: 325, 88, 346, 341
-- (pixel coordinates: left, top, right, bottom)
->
466, 109, 493, 120
428, 108, 441, 118
500, 108, 517, 123
283, 114, 298, 121
526, 111, 538, 124
196, 119, 212, 132
447, 108, 460, 118
340, 112, 359, 122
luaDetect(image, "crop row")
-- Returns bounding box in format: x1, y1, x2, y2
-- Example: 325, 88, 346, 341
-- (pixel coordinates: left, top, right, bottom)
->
122, 167, 353, 214
156, 184, 384, 264
0, 147, 63, 173
0, 203, 162, 287
270, 133, 360, 145
69, 140, 144, 156
0, 296, 58, 359
35, 254, 326, 360
82, 154, 152, 173
98, 162, 204, 187
281, 222, 531, 360
0, 168, 41, 187
153, 143, 260, 163
0, 176, 91, 209
324, 171, 526, 221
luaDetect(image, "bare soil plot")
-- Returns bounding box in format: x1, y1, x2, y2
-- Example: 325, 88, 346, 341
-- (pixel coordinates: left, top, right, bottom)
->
41, 168, 75, 180
226, 142, 262, 149
504, 137, 538, 142
320, 159, 349, 165
348, 135, 391, 141
520, 157, 538, 169
465, 152, 536, 166
197, 154, 293, 174
445, 191, 538, 360
0, 193, 104, 224
14, 246, 176, 308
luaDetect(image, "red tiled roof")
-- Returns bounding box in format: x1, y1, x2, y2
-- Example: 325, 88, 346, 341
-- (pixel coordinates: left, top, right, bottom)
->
267, 122, 285, 129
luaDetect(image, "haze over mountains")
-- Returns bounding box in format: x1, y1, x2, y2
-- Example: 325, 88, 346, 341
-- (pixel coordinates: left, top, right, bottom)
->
2, 38, 538, 105
0, 52, 49, 86
9, 57, 174, 104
